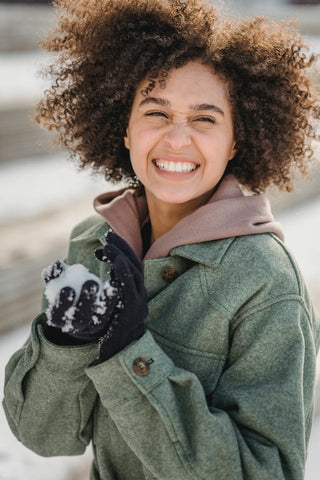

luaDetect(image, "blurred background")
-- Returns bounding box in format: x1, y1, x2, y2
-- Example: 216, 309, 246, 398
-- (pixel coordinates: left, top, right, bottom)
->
0, 0, 319, 479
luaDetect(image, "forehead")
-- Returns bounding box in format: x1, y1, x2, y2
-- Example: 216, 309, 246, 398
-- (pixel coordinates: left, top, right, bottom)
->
133, 61, 230, 109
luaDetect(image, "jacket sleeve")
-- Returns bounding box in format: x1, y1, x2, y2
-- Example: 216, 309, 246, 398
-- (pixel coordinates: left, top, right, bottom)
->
2, 312, 99, 457
85, 296, 319, 480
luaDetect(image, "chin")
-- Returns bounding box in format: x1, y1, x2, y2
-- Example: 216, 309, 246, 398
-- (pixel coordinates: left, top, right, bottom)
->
153, 191, 195, 204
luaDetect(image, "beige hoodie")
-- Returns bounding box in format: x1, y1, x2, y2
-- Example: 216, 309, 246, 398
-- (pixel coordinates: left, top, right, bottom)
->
94, 174, 284, 262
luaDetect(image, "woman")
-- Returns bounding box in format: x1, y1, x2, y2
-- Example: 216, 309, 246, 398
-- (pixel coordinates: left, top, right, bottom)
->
3, 0, 320, 479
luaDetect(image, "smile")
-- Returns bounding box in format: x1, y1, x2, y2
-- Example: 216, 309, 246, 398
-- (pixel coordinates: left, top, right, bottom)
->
152, 159, 199, 173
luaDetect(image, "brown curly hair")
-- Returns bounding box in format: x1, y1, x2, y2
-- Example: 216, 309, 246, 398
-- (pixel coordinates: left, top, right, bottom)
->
34, 0, 320, 193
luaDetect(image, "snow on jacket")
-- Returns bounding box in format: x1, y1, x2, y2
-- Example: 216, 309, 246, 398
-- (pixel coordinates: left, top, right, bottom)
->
3, 175, 320, 480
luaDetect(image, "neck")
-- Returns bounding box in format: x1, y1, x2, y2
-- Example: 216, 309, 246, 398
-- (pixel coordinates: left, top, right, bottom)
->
145, 188, 214, 245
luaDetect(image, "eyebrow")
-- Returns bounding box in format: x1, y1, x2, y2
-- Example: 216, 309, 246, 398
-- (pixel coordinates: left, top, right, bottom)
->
138, 97, 225, 116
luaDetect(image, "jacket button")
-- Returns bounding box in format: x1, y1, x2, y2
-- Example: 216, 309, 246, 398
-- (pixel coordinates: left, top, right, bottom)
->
162, 268, 178, 283
133, 358, 150, 376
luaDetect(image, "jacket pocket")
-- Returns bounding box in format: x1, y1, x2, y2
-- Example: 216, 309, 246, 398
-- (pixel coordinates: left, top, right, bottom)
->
150, 331, 226, 394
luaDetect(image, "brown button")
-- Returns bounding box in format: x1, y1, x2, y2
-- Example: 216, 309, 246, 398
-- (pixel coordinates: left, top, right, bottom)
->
29, 345, 33, 356
162, 267, 178, 283
133, 358, 150, 376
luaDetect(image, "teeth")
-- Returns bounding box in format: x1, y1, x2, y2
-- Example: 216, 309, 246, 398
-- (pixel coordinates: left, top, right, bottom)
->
154, 160, 198, 172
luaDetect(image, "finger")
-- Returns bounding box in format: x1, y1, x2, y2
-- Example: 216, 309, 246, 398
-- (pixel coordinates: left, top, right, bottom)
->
95, 248, 121, 288
74, 282, 119, 335
74, 280, 100, 327
48, 286, 76, 327
113, 255, 147, 308
113, 255, 139, 306
111, 250, 135, 282
109, 264, 117, 283
92, 287, 119, 324
80, 280, 100, 299
42, 259, 66, 284
105, 231, 143, 274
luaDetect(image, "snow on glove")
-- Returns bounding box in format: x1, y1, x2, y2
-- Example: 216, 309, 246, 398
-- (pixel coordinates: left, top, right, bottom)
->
95, 231, 148, 362
42, 260, 119, 342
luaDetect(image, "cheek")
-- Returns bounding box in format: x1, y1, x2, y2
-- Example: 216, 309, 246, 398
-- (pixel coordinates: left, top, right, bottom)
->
127, 131, 151, 176
208, 130, 235, 155
196, 135, 234, 171
130, 126, 161, 157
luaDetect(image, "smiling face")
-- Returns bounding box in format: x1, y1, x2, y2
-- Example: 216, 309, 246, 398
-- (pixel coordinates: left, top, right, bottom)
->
124, 60, 237, 208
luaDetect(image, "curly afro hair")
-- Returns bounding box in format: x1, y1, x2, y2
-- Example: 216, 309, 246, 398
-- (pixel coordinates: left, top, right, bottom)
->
34, 0, 320, 193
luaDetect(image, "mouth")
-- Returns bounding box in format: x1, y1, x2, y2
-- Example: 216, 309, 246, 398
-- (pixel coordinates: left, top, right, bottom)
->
152, 158, 200, 173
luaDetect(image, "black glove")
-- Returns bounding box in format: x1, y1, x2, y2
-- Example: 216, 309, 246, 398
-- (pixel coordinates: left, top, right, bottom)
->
42, 260, 119, 342
95, 231, 148, 362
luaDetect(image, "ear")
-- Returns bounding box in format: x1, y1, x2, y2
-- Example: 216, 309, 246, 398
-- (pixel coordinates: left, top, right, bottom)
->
229, 140, 237, 161
124, 129, 130, 149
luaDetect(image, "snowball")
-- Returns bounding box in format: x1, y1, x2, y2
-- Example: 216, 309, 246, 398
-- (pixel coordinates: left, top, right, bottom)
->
44, 262, 106, 305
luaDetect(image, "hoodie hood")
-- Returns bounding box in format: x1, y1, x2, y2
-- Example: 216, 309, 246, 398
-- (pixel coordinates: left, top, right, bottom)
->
94, 174, 284, 261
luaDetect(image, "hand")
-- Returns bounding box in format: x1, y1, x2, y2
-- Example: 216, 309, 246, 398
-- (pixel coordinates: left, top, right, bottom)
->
42, 260, 119, 342
95, 231, 148, 362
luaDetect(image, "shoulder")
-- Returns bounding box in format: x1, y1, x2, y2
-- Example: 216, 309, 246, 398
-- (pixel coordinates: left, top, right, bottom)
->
200, 233, 309, 318
66, 215, 110, 269
69, 214, 107, 240
227, 233, 302, 292
222, 234, 319, 342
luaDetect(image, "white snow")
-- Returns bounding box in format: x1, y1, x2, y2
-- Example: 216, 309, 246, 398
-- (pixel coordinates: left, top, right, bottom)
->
43, 262, 117, 331
43, 262, 104, 305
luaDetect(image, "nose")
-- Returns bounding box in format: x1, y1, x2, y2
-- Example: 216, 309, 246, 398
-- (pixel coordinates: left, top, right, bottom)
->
163, 123, 191, 150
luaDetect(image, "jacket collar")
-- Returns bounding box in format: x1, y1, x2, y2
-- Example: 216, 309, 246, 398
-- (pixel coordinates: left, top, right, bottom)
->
169, 237, 235, 268
93, 175, 284, 262
72, 217, 235, 269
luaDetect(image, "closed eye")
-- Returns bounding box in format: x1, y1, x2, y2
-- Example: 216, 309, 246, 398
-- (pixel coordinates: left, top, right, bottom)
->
144, 112, 215, 124
194, 117, 215, 124
145, 111, 168, 118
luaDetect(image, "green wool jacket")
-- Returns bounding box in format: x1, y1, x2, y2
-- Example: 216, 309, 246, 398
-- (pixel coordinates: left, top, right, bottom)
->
3, 215, 320, 480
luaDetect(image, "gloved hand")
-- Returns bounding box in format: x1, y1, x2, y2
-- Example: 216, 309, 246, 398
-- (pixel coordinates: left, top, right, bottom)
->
42, 260, 119, 342
95, 231, 148, 362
